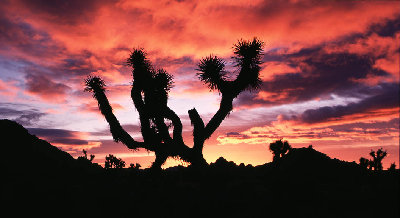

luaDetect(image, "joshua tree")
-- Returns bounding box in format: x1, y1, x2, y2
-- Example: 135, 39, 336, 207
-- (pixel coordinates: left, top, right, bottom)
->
85, 38, 263, 169
359, 148, 387, 171
105, 154, 126, 169
269, 139, 291, 162
369, 148, 387, 171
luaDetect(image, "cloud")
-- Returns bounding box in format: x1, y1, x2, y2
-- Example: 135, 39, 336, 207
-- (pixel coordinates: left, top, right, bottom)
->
25, 73, 72, 102
13, 0, 116, 25
298, 83, 399, 124
0, 79, 19, 98
0, 103, 46, 126
236, 14, 400, 111
217, 117, 399, 147
27, 127, 101, 151
238, 51, 387, 107
90, 124, 141, 137
0, 12, 64, 61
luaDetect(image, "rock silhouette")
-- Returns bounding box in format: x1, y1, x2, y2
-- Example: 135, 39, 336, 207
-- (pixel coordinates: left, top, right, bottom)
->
2, 119, 399, 218
84, 38, 264, 169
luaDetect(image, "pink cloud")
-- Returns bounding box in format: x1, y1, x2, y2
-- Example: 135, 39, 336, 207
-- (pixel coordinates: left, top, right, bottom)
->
25, 74, 71, 102
0, 79, 19, 98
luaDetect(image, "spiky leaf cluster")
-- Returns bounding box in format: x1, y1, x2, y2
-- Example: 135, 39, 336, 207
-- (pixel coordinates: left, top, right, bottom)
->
197, 56, 226, 91
233, 38, 264, 91
153, 69, 174, 94
84, 75, 106, 93
127, 48, 153, 83
197, 38, 263, 95
234, 38, 264, 65
128, 49, 174, 114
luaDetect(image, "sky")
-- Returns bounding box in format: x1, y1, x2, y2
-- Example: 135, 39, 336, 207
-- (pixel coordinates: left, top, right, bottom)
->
0, 0, 399, 168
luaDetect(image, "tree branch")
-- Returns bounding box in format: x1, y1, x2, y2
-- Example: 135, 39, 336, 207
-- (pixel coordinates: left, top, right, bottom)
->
165, 106, 184, 144
203, 95, 233, 139
188, 108, 205, 152
90, 86, 153, 151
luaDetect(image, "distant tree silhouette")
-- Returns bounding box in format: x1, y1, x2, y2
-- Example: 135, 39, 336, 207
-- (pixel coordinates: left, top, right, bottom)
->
105, 154, 126, 169
369, 148, 387, 171
129, 163, 141, 170
77, 149, 95, 162
359, 157, 370, 170
269, 139, 292, 162
85, 38, 263, 169
359, 148, 387, 171
388, 162, 396, 172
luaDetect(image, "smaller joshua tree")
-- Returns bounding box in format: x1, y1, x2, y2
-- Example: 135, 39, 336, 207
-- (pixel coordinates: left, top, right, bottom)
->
269, 139, 292, 162
359, 148, 387, 171
369, 148, 387, 171
85, 38, 264, 169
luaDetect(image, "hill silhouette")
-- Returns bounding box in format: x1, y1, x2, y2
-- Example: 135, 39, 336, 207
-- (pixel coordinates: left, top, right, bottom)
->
1, 119, 99, 173
1, 119, 398, 218
2, 119, 74, 169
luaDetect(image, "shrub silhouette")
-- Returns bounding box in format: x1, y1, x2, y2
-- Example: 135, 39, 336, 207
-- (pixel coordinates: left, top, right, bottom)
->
388, 162, 396, 172
269, 139, 292, 162
104, 154, 126, 169
129, 163, 141, 170
359, 157, 370, 170
85, 38, 263, 169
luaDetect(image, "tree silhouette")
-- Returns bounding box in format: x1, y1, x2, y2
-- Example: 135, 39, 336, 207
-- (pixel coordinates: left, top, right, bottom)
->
369, 148, 387, 171
359, 148, 387, 171
129, 163, 141, 170
359, 157, 370, 170
269, 139, 292, 162
77, 149, 95, 162
85, 38, 263, 169
104, 154, 126, 169
388, 163, 396, 172
77, 149, 95, 165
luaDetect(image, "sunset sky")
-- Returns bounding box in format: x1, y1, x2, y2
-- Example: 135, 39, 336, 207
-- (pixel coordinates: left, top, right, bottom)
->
0, 0, 399, 168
